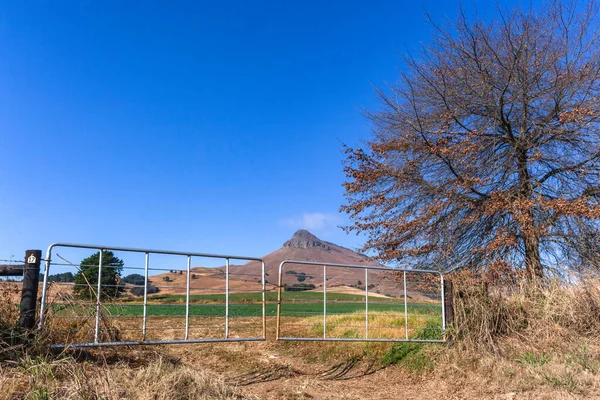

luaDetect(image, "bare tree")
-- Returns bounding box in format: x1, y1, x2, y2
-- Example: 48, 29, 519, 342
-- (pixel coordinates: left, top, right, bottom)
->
342, 2, 600, 279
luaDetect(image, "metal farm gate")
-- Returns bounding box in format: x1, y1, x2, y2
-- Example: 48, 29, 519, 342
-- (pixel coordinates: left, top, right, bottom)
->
39, 243, 266, 348
37, 244, 446, 347
275, 260, 446, 343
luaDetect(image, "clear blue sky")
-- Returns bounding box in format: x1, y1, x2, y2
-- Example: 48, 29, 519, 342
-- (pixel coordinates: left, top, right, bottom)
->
0, 0, 527, 261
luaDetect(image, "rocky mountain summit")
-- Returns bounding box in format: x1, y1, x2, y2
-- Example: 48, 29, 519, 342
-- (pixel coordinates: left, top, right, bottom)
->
282, 229, 331, 251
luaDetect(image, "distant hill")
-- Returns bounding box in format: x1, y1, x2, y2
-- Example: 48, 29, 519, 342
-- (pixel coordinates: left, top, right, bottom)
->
148, 230, 437, 302
228, 229, 380, 287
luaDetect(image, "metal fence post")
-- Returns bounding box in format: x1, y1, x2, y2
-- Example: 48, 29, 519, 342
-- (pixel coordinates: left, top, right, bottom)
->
323, 264, 327, 340
261, 260, 266, 339
38, 245, 53, 330
276, 261, 283, 340
365, 268, 369, 339
142, 252, 150, 340
18, 250, 42, 329
185, 256, 191, 340
225, 258, 230, 338
403, 271, 408, 340
94, 249, 104, 344
443, 278, 453, 330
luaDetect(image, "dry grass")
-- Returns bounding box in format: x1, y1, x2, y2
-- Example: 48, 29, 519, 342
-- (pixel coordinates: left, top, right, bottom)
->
278, 312, 441, 341
4, 277, 600, 398
424, 274, 600, 398
450, 275, 600, 352
0, 352, 244, 400
0, 283, 246, 400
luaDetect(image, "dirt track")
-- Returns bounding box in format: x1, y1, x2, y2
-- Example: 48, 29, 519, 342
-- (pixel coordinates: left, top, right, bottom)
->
155, 340, 596, 400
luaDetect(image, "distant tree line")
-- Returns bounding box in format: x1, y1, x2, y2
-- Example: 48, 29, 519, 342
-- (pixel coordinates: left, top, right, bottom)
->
40, 272, 75, 283
283, 283, 316, 292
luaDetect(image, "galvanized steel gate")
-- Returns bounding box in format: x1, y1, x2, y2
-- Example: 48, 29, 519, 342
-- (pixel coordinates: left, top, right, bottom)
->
39, 244, 446, 347
276, 260, 446, 343
39, 243, 266, 348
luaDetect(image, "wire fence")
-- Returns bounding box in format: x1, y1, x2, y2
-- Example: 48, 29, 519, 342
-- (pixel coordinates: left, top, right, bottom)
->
0, 258, 24, 282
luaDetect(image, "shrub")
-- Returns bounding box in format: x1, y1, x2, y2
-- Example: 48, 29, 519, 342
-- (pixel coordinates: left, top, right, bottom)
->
130, 285, 159, 296
284, 283, 316, 292
122, 274, 146, 285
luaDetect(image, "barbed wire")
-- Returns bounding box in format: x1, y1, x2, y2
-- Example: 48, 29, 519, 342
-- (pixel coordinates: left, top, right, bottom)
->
0, 258, 24, 263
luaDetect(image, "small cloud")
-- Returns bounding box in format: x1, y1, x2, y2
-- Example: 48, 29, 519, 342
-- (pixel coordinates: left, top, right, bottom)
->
280, 212, 343, 231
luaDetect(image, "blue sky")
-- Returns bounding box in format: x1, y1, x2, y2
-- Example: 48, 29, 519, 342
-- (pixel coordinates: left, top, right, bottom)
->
0, 0, 527, 262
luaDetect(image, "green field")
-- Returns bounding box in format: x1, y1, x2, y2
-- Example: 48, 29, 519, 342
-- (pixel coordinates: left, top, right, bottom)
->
52, 291, 441, 318
147, 291, 406, 304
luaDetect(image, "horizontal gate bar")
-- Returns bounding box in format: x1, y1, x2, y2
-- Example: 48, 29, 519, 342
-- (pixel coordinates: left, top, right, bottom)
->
277, 259, 442, 274
51, 337, 265, 349
42, 242, 264, 261
277, 338, 445, 343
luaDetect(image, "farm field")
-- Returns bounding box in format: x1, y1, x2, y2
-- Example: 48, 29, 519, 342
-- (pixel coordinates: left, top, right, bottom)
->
43, 290, 444, 346
48, 291, 442, 318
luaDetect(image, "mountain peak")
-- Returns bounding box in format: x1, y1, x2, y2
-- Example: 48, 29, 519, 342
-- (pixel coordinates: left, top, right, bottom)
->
283, 230, 331, 250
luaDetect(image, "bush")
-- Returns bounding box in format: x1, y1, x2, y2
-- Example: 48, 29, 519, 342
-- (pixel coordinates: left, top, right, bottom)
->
284, 283, 316, 292
296, 272, 307, 282
130, 285, 159, 296
122, 274, 146, 285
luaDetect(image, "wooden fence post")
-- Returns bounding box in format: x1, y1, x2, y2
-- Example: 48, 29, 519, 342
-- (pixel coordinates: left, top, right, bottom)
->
18, 250, 42, 329
444, 279, 454, 328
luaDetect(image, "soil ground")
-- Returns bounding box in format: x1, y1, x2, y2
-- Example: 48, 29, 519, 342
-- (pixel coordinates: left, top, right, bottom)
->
78, 338, 600, 400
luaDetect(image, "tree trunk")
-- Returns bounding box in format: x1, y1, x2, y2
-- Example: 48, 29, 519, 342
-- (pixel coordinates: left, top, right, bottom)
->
516, 147, 543, 280
523, 226, 543, 279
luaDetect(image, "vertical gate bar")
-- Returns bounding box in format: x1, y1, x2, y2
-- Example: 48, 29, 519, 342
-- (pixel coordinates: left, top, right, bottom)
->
142, 252, 149, 340
403, 271, 408, 340
261, 260, 266, 339
441, 274, 446, 333
94, 249, 103, 344
184, 256, 191, 340
276, 262, 283, 340
365, 268, 369, 339
38, 247, 52, 330
225, 258, 230, 338
323, 264, 327, 340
